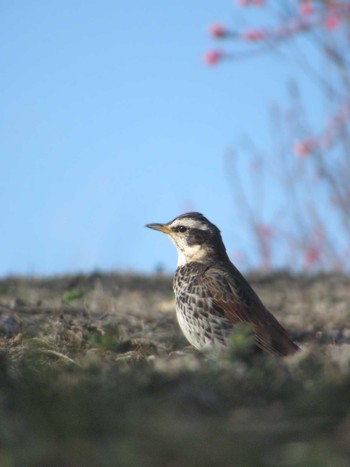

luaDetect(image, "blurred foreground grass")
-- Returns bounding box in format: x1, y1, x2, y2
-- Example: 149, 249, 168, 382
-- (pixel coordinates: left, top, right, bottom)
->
0, 272, 349, 467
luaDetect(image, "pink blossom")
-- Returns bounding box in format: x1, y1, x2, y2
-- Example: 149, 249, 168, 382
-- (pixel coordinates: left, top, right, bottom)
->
293, 139, 315, 157
304, 247, 321, 267
299, 1, 314, 17
236, 0, 265, 6
203, 50, 224, 66
209, 23, 228, 39
255, 224, 273, 239
324, 11, 340, 30
242, 29, 266, 41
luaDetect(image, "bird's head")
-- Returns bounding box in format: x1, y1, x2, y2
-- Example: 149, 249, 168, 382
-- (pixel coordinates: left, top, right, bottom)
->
146, 212, 228, 267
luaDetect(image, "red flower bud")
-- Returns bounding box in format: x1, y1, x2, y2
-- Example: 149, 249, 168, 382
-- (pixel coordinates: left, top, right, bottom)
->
324, 12, 340, 30
209, 23, 228, 39
299, 1, 313, 17
242, 29, 266, 41
203, 50, 224, 66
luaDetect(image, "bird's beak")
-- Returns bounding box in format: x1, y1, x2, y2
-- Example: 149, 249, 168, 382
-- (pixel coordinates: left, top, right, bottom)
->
146, 223, 171, 234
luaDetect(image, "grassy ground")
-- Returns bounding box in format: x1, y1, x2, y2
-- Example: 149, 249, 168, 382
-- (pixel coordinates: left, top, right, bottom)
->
0, 272, 349, 467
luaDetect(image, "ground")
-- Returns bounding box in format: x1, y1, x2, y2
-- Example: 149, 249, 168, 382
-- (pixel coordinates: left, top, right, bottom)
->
0, 272, 349, 467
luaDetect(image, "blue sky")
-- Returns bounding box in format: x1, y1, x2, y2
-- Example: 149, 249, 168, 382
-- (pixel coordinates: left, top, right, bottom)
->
1, 1, 324, 276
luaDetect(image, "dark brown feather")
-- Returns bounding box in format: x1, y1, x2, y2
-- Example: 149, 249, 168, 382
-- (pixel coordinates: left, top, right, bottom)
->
199, 263, 300, 356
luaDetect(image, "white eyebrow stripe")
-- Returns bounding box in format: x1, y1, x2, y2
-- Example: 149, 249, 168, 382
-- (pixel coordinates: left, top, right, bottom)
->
170, 218, 209, 230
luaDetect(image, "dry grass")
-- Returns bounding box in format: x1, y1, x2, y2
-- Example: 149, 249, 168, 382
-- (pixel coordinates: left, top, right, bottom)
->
0, 272, 349, 466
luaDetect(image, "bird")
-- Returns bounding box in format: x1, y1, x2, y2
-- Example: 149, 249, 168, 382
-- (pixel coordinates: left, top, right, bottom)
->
146, 212, 300, 356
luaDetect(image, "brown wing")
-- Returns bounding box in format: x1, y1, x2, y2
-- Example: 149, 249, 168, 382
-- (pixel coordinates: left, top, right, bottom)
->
200, 265, 300, 356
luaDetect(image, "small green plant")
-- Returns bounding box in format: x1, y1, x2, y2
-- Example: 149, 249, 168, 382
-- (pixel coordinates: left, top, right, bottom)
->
226, 323, 257, 362
62, 288, 83, 304
87, 324, 134, 353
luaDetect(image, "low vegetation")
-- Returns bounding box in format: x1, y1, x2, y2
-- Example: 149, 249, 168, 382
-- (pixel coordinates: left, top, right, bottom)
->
0, 272, 349, 466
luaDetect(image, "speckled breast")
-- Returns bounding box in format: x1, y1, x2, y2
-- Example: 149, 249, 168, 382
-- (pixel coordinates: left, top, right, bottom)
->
174, 263, 234, 350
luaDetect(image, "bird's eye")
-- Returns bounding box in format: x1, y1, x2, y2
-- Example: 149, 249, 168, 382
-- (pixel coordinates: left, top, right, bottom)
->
172, 225, 187, 233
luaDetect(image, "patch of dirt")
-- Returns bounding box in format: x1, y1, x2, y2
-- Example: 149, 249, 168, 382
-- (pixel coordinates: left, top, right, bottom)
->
0, 272, 349, 467
1, 271, 349, 353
